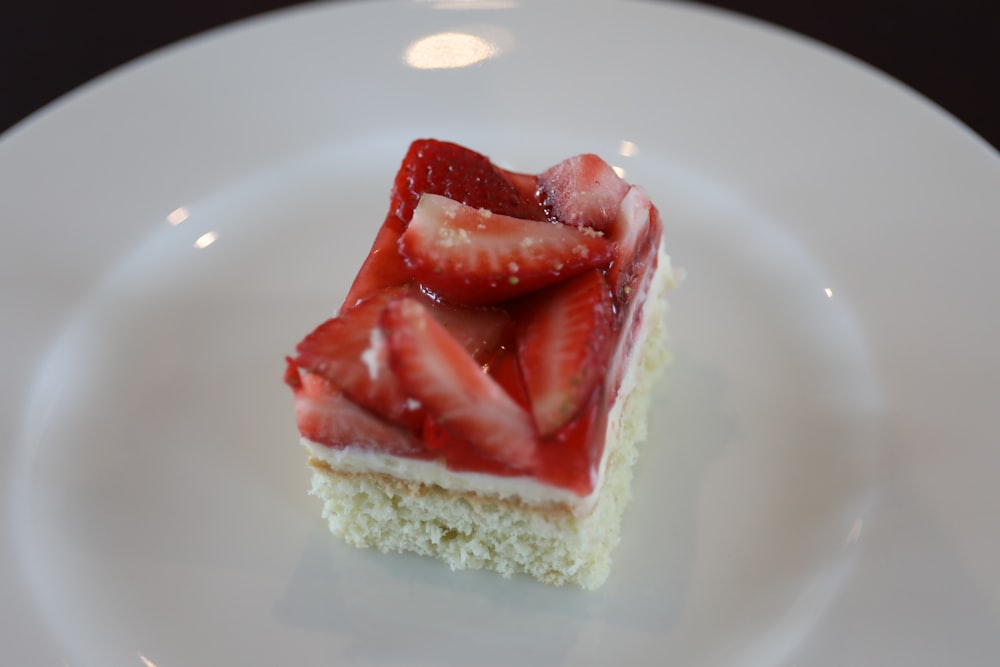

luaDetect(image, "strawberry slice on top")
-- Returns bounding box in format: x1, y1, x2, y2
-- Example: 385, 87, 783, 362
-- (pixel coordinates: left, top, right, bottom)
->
293, 287, 419, 429
514, 269, 616, 436
399, 193, 614, 305
607, 186, 656, 302
285, 361, 423, 455
347, 139, 547, 309
537, 154, 630, 232
294, 285, 511, 429
390, 139, 545, 227
380, 296, 538, 471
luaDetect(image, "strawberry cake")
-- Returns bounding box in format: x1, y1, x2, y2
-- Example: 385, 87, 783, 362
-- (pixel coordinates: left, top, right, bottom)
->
284, 139, 676, 589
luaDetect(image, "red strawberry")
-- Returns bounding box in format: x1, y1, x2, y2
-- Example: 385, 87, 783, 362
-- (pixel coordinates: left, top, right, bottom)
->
514, 269, 615, 436
380, 297, 538, 470
537, 154, 629, 231
285, 360, 423, 455
390, 139, 544, 226
399, 193, 614, 305
294, 287, 422, 429
607, 186, 655, 300
296, 285, 510, 427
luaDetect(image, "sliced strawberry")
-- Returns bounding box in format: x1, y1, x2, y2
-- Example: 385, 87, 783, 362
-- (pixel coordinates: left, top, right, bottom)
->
380, 297, 538, 470
342, 216, 412, 310
390, 139, 543, 226
607, 185, 655, 299
399, 193, 614, 305
285, 360, 423, 455
297, 283, 510, 433
294, 287, 422, 430
537, 154, 629, 231
514, 269, 615, 436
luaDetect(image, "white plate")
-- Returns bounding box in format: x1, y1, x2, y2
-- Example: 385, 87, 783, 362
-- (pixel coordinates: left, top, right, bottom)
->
3, 1, 999, 665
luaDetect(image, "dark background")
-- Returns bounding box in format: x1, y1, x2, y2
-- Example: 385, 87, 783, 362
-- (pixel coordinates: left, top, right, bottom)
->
2, 0, 998, 150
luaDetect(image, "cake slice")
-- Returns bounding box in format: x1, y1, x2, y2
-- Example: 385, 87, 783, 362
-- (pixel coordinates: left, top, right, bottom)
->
284, 139, 677, 589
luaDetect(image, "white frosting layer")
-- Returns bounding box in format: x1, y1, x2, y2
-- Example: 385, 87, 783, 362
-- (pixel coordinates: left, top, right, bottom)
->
304, 439, 591, 507
303, 249, 676, 517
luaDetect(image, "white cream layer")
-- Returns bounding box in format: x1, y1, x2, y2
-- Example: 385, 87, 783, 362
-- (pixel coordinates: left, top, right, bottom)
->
303, 249, 676, 517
